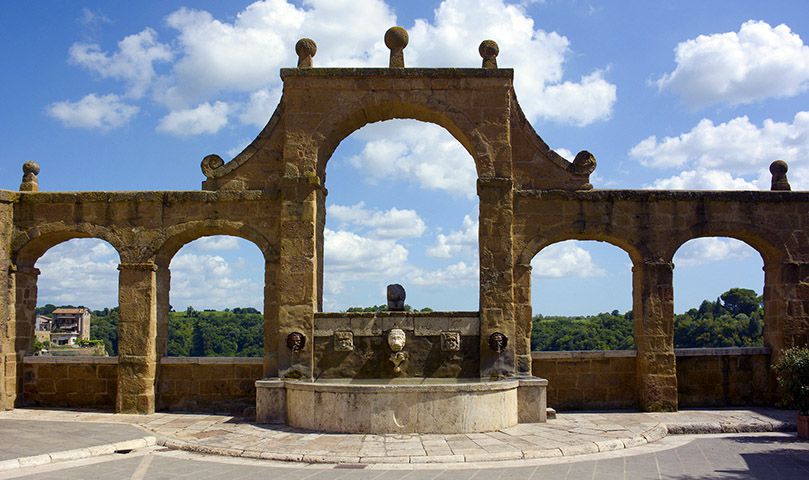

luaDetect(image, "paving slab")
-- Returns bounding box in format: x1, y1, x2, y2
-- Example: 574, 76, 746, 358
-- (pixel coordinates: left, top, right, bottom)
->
0, 407, 796, 466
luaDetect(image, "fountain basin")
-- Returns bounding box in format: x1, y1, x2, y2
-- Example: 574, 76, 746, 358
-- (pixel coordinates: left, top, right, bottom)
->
256, 377, 544, 434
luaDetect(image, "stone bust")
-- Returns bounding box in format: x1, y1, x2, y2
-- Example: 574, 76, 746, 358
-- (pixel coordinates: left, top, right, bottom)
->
387, 328, 406, 352
387, 284, 406, 311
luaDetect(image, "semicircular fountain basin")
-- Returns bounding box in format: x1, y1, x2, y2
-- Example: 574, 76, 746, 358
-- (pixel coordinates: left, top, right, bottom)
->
262, 378, 520, 434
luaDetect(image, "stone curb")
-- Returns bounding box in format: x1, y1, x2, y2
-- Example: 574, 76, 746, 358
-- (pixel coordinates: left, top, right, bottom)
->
0, 436, 157, 472
158, 424, 663, 465
158, 419, 796, 466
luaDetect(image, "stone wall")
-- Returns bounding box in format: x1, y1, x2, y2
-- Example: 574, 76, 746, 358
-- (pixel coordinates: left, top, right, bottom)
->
22, 356, 117, 409
158, 357, 263, 416
676, 347, 773, 407
532, 351, 637, 410
313, 312, 480, 378
532, 348, 775, 411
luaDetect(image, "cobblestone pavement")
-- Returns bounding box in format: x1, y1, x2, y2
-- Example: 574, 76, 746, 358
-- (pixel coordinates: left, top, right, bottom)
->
0, 408, 795, 465
1, 433, 808, 479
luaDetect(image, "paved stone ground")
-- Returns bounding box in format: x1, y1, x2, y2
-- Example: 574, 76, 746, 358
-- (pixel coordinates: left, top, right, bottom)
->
1, 433, 808, 479
0, 420, 152, 462
0, 408, 795, 465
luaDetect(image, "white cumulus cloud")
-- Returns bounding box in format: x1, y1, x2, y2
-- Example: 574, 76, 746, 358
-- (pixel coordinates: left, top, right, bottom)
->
531, 241, 605, 278
647, 169, 758, 190
428, 215, 478, 258
328, 202, 426, 239
409, 261, 478, 286
47, 93, 139, 130
630, 112, 809, 190
657, 20, 809, 108
69, 28, 173, 98
674, 237, 756, 267
407, 0, 615, 125
348, 120, 478, 198
324, 228, 409, 273
35, 239, 120, 310
170, 252, 263, 310
156, 101, 231, 136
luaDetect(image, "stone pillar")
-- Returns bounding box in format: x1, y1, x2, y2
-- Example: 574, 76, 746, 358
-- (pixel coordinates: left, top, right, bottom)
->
263, 256, 279, 377
0, 198, 13, 410
632, 258, 677, 411
0, 266, 12, 410
276, 176, 319, 379
116, 262, 158, 414
155, 262, 170, 358
478, 177, 516, 378
13, 265, 38, 406
513, 262, 533, 376
315, 187, 327, 313
764, 261, 809, 357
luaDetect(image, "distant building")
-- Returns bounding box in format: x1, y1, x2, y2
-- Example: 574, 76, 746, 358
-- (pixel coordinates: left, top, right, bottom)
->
50, 307, 91, 346
34, 315, 52, 344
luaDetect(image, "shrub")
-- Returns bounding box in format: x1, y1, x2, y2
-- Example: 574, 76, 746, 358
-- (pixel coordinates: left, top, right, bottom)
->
773, 347, 809, 415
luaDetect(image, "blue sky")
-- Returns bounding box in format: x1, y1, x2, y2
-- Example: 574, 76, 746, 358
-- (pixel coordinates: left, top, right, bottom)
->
3, 1, 806, 315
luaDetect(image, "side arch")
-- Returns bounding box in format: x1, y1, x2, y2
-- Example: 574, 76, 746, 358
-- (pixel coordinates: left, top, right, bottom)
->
13, 223, 125, 266
151, 220, 276, 264
666, 222, 785, 266
518, 230, 643, 268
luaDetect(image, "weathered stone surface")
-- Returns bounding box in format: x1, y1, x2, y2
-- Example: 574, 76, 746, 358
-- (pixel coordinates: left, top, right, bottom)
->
3, 54, 809, 420
284, 378, 518, 434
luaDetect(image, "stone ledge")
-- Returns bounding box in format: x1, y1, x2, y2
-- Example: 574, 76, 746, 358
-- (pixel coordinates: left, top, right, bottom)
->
281, 67, 513, 79
532, 350, 637, 359
23, 356, 118, 364
516, 188, 809, 202
532, 347, 772, 360
160, 357, 263, 365
674, 347, 771, 357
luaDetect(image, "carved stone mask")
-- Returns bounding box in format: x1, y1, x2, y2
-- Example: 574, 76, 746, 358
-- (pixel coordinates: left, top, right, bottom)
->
488, 332, 508, 353
387, 328, 406, 352
286, 332, 306, 352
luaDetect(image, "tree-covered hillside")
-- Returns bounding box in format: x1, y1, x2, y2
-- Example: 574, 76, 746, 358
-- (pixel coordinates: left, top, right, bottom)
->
37, 287, 763, 356
531, 288, 764, 351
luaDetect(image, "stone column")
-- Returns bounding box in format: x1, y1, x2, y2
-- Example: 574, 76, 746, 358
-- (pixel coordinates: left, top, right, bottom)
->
116, 262, 158, 414
764, 261, 809, 357
155, 262, 170, 358
276, 176, 319, 379
0, 199, 13, 410
478, 177, 516, 378
632, 258, 677, 411
263, 256, 279, 377
0, 268, 12, 410
513, 262, 533, 376
13, 265, 38, 407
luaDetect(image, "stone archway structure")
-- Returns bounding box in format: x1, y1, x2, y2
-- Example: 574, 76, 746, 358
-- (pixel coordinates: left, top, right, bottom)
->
1, 31, 808, 415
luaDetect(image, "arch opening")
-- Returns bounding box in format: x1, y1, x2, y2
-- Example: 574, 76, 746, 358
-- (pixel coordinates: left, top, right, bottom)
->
320, 119, 480, 312
30, 238, 120, 356
165, 235, 265, 358
673, 237, 765, 349
529, 240, 635, 352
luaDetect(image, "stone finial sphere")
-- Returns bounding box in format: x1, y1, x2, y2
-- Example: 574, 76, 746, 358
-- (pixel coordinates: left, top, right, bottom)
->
479, 40, 499, 59
23, 160, 40, 175
295, 38, 317, 58
384, 26, 409, 50
770, 160, 788, 175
